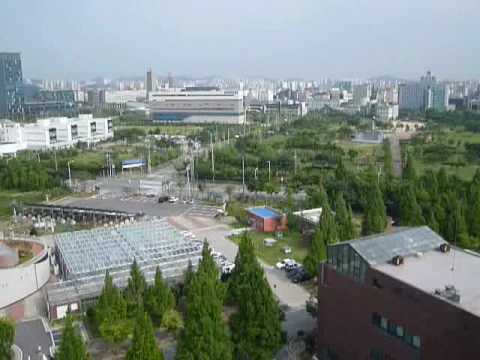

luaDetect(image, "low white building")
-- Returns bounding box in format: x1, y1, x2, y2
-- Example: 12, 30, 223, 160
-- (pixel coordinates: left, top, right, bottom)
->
0, 114, 113, 155
376, 103, 399, 122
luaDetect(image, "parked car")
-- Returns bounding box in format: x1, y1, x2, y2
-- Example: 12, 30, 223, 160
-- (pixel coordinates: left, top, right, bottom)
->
291, 268, 311, 283
158, 195, 169, 203
284, 262, 300, 272
275, 258, 296, 270
168, 196, 178, 203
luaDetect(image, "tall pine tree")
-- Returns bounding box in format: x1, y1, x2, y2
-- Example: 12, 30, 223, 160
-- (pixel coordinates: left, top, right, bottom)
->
229, 235, 283, 359
335, 192, 356, 241
362, 182, 387, 236
145, 267, 175, 326
176, 242, 232, 360
304, 203, 338, 276
398, 183, 425, 226
125, 259, 147, 313
55, 316, 88, 360
127, 311, 164, 360
96, 271, 129, 343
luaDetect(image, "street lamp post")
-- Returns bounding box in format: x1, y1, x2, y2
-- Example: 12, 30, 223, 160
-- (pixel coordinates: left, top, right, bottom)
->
267, 161, 271, 182
67, 160, 73, 188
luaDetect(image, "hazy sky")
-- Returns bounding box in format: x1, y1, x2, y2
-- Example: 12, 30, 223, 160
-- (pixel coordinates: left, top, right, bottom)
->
1, 0, 479, 80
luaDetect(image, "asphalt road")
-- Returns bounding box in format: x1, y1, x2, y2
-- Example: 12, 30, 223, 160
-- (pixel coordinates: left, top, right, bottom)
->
15, 319, 53, 359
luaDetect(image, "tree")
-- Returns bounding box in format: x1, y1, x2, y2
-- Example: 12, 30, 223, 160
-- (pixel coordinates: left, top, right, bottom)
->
0, 317, 15, 360
145, 267, 175, 326
55, 316, 88, 360
127, 311, 164, 360
307, 183, 329, 208
229, 235, 283, 359
445, 195, 472, 248
125, 259, 147, 312
398, 183, 425, 226
304, 203, 338, 276
176, 242, 232, 360
403, 152, 417, 181
335, 192, 356, 241
227, 232, 257, 304
96, 271, 129, 343
362, 182, 387, 236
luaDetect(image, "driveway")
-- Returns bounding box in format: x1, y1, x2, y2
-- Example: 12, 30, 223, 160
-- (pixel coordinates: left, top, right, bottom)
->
15, 318, 53, 359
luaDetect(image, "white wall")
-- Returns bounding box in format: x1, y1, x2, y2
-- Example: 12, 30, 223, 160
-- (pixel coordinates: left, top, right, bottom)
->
0, 250, 51, 309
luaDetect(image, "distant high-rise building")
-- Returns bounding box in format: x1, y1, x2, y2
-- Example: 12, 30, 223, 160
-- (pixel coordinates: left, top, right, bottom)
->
398, 83, 425, 111
0, 52, 23, 117
431, 84, 449, 112
167, 72, 175, 89
146, 68, 155, 94
353, 84, 372, 106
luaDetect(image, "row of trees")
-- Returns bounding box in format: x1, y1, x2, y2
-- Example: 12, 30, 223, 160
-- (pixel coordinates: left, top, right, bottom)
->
90, 261, 178, 344
0, 159, 61, 191
177, 237, 284, 359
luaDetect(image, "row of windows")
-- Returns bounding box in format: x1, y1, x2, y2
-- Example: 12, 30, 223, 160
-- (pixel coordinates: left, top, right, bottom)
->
372, 313, 421, 350
327, 244, 367, 283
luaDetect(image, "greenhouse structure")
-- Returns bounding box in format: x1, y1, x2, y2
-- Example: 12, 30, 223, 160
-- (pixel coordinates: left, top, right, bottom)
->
46, 219, 202, 319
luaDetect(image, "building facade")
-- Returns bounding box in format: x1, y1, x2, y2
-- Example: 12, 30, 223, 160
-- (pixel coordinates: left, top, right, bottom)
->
0, 114, 113, 154
246, 207, 287, 233
0, 53, 23, 117
149, 87, 245, 124
398, 83, 424, 111
317, 227, 480, 360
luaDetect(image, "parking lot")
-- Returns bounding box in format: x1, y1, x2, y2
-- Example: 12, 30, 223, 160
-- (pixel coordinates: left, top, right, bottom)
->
64, 198, 220, 219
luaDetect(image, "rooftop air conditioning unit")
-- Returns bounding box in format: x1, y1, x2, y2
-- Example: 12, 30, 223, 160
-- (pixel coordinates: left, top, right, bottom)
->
439, 243, 451, 253
392, 255, 404, 266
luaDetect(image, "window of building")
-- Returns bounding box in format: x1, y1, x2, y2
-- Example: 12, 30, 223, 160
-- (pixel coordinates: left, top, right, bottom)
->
380, 317, 388, 331
412, 336, 421, 349
387, 320, 396, 336
373, 278, 383, 289
395, 325, 404, 338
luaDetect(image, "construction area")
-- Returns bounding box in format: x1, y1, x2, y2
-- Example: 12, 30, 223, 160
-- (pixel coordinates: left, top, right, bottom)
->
46, 219, 203, 319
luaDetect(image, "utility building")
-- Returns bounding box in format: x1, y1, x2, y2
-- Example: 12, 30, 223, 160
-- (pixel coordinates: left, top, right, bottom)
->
317, 226, 480, 360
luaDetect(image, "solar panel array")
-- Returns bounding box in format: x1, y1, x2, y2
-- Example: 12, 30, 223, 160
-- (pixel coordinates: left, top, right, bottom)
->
55, 219, 202, 279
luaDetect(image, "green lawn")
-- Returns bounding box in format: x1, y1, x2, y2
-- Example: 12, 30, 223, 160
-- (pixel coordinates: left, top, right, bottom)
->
231, 230, 307, 266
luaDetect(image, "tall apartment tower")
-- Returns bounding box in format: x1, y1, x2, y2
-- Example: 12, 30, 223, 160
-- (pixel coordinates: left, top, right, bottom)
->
0, 52, 23, 117
146, 68, 155, 95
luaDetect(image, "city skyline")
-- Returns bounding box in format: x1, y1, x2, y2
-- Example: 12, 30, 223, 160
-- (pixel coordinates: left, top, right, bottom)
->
1, 0, 479, 80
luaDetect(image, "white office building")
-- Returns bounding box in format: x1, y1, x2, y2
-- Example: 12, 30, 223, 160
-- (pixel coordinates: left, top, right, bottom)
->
148, 87, 245, 124
0, 114, 113, 155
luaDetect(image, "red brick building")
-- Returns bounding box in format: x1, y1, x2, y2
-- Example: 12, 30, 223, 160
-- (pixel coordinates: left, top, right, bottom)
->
317, 226, 480, 360
246, 207, 287, 233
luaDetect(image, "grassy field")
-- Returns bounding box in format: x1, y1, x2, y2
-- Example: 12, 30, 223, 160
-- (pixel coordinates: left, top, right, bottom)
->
231, 230, 307, 265
405, 128, 480, 181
